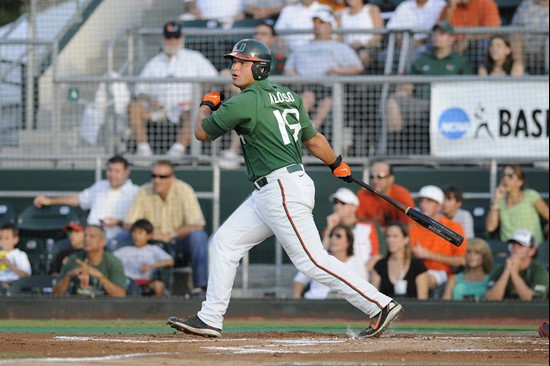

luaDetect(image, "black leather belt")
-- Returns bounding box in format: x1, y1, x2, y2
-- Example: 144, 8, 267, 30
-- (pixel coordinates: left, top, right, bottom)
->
254, 164, 303, 190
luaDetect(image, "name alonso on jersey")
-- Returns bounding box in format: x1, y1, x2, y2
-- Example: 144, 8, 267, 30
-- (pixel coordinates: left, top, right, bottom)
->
269, 92, 295, 104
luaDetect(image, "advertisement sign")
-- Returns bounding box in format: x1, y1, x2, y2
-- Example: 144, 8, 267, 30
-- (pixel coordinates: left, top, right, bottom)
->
430, 81, 549, 158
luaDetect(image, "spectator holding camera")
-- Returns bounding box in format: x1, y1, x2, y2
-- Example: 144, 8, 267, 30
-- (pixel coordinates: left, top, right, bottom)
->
486, 165, 549, 246
485, 229, 548, 300
442, 238, 493, 300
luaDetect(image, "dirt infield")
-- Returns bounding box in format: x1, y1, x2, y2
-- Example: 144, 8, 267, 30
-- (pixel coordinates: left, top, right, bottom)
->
0, 331, 547, 365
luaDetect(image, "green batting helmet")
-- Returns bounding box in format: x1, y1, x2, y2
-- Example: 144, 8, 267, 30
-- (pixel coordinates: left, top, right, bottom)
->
224, 39, 271, 80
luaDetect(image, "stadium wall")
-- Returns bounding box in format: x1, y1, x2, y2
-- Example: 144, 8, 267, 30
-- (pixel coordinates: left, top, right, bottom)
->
0, 297, 547, 322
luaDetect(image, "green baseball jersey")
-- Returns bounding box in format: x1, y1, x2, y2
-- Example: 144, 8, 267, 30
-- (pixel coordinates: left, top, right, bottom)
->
202, 79, 318, 181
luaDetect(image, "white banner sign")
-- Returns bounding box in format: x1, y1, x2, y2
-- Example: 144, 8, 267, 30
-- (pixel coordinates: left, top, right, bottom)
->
430, 81, 549, 158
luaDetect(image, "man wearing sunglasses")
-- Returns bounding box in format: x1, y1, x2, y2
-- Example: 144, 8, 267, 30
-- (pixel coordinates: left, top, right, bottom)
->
357, 160, 415, 228
125, 160, 209, 296
129, 21, 219, 157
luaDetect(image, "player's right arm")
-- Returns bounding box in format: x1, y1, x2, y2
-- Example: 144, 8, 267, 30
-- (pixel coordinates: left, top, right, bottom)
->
195, 105, 212, 142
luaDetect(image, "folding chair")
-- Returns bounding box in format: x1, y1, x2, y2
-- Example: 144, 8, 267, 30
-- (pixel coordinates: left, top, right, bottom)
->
0, 202, 17, 226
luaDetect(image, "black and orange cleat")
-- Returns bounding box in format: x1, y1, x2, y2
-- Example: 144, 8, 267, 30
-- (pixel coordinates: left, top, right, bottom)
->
168, 315, 222, 338
359, 300, 403, 338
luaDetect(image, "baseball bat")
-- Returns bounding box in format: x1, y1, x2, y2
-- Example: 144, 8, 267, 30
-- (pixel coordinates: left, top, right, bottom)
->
350, 176, 464, 247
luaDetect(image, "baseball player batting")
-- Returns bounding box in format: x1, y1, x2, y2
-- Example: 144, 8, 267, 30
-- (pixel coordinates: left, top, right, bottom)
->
168, 39, 402, 338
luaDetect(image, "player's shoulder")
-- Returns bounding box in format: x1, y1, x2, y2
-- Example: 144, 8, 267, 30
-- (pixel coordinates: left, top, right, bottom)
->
262, 80, 302, 101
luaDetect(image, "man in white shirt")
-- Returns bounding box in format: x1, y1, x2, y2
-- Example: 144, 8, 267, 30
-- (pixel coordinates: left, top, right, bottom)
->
33, 156, 139, 246
284, 9, 363, 129
386, 0, 446, 48
129, 21, 219, 157
182, 0, 245, 28
275, 0, 330, 52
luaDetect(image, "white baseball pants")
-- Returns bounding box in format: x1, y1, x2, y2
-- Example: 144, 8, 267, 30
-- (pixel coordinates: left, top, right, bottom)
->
197, 166, 392, 330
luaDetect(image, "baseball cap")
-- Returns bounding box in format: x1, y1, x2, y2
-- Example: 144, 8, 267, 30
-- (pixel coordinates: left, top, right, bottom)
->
508, 229, 535, 248
63, 219, 85, 232
312, 9, 336, 28
418, 185, 444, 205
329, 188, 359, 206
433, 21, 454, 34
163, 21, 182, 38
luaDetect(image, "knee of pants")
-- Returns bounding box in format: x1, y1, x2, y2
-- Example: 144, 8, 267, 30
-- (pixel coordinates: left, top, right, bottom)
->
293, 252, 330, 277
188, 229, 208, 243
188, 230, 209, 253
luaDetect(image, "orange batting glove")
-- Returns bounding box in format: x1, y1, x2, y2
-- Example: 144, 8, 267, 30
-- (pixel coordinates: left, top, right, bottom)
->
329, 155, 352, 183
200, 91, 225, 111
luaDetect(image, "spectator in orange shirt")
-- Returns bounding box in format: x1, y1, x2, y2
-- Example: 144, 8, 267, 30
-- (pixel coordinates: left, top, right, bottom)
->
439, 0, 501, 68
357, 160, 414, 228
409, 185, 467, 295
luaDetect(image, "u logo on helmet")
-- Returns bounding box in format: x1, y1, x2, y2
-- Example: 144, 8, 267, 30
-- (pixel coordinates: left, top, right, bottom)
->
236, 42, 246, 52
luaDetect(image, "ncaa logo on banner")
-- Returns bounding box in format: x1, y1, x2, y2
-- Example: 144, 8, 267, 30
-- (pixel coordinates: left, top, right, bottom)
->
438, 108, 470, 140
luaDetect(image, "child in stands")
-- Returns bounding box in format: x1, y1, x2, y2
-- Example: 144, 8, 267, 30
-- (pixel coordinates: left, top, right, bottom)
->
114, 219, 174, 296
0, 223, 31, 292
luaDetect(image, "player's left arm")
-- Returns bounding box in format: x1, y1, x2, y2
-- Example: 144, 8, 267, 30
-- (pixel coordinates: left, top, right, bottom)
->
303, 132, 337, 165
304, 132, 352, 182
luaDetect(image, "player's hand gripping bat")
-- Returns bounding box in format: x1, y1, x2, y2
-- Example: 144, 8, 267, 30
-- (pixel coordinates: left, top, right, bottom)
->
350, 176, 464, 247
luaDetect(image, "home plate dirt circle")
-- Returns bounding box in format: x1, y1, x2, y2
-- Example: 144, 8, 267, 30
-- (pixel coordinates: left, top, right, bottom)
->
0, 331, 547, 365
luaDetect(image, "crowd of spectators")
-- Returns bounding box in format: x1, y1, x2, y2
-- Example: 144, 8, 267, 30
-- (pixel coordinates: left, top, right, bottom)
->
294, 161, 548, 301
292, 160, 548, 302
121, 0, 548, 158
0, 155, 210, 298
2, 158, 548, 301
2, 1, 548, 301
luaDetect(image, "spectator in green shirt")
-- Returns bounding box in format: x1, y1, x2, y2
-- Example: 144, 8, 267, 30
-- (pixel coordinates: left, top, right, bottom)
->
385, 21, 473, 154
485, 229, 549, 300
53, 225, 127, 297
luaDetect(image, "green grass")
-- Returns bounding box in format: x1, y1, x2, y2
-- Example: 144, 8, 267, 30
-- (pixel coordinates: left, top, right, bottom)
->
0, 353, 39, 359
0, 319, 536, 334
